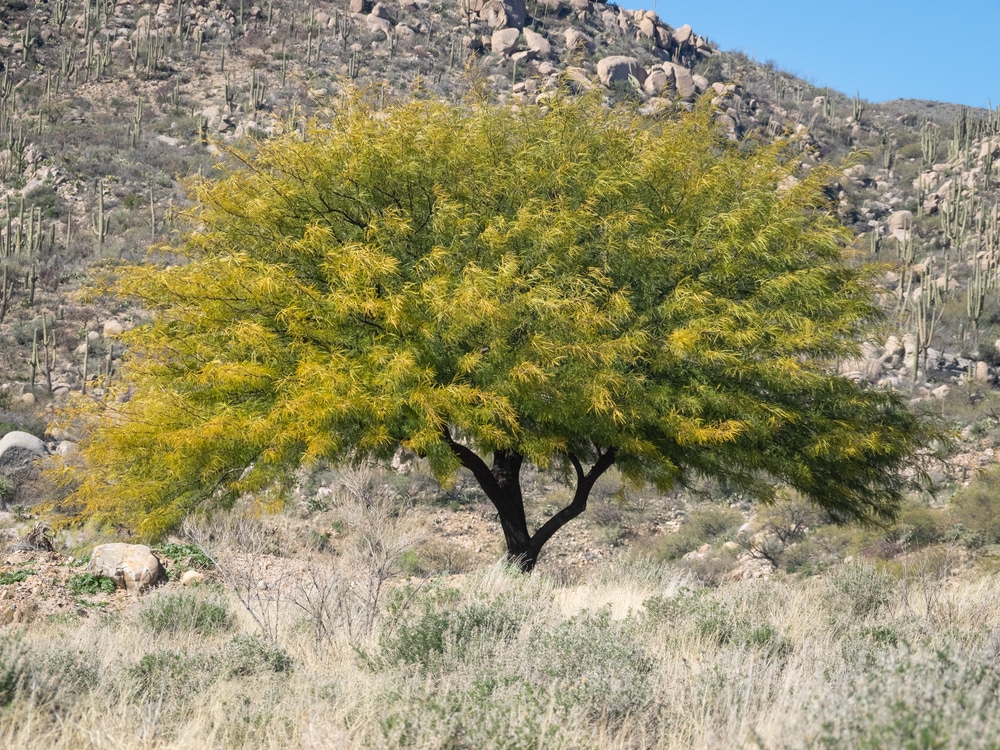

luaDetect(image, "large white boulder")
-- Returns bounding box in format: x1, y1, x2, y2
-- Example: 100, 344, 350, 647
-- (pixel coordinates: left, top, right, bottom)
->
0, 431, 45, 462
563, 27, 591, 52
88, 543, 164, 595
596, 56, 646, 87
491, 27, 520, 55
644, 68, 669, 96
522, 28, 550, 59
479, 0, 526, 29
662, 62, 697, 99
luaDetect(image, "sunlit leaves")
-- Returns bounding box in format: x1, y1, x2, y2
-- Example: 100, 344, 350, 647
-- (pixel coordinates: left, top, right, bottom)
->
52, 92, 937, 536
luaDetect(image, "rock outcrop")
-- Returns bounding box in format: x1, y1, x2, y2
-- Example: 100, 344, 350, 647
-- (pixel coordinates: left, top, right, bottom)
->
88, 543, 164, 595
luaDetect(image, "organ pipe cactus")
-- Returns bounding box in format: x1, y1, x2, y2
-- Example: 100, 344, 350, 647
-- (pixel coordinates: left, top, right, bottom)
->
92, 180, 108, 246
129, 97, 143, 148
0, 263, 10, 324
967, 252, 988, 344
912, 263, 944, 384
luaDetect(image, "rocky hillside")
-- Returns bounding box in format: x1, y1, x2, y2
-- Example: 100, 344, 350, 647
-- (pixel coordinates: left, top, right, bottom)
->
1, 0, 1000, 494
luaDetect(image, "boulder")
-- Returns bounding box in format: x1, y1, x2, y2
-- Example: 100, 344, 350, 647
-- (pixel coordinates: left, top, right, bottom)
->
491, 27, 520, 55
103, 319, 125, 337
0, 431, 45, 471
563, 27, 591, 52
88, 543, 164, 595
561, 66, 593, 92
888, 210, 913, 242
479, 0, 526, 29
643, 68, 669, 96
673, 24, 694, 46
180, 570, 206, 586
596, 56, 646, 87
662, 62, 696, 98
522, 28, 550, 58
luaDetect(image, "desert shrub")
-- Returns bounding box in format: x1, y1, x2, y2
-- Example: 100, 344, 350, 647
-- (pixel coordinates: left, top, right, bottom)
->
377, 605, 655, 747
894, 499, 946, 547
67, 573, 116, 595
648, 582, 788, 653
825, 560, 897, 621
896, 141, 924, 161
692, 598, 781, 649
653, 505, 744, 560
127, 649, 217, 701
39, 650, 99, 696
139, 591, 235, 636
0, 476, 15, 506
839, 624, 907, 670
815, 643, 1000, 749
381, 596, 520, 667
0, 636, 29, 707
12, 316, 56, 346
220, 634, 293, 678
949, 468, 1000, 545
781, 523, 876, 574
530, 608, 653, 719
678, 545, 740, 587
23, 184, 66, 219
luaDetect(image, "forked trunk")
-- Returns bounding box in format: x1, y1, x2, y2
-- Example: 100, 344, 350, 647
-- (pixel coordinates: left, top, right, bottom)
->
443, 431, 616, 572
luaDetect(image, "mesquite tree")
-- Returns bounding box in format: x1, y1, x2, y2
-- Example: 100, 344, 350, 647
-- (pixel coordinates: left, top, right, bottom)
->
54, 92, 936, 570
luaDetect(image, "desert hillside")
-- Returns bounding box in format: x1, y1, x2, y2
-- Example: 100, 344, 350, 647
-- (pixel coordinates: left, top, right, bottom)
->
3, 2, 1000, 748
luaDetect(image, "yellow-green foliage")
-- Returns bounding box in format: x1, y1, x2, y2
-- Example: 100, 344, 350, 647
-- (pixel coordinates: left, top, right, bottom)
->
52, 92, 936, 538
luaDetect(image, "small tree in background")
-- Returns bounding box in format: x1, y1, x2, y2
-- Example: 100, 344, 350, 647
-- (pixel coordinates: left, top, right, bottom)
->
52, 92, 937, 571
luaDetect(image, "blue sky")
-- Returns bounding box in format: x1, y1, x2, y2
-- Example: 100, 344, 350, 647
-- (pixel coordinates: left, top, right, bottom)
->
618, 0, 1000, 108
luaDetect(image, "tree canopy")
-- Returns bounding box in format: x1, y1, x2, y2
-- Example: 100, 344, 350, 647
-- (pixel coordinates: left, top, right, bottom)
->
55, 92, 936, 570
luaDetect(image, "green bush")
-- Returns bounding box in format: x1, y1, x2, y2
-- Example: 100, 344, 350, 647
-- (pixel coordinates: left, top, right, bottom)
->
67, 573, 116, 595
949, 468, 1000, 545
127, 650, 216, 701
532, 608, 653, 719
0, 569, 35, 585
825, 561, 897, 620
0, 476, 15, 506
40, 650, 99, 696
381, 597, 519, 667
653, 505, 745, 560
648, 583, 789, 653
155, 542, 214, 570
139, 591, 235, 636
220, 634, 293, 678
894, 499, 946, 547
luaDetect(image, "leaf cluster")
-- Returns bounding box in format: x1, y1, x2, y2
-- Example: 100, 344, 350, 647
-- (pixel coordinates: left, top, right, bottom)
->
51, 92, 939, 536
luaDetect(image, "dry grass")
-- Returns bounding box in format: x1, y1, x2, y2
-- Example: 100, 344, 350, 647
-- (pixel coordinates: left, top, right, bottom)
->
1, 551, 1000, 749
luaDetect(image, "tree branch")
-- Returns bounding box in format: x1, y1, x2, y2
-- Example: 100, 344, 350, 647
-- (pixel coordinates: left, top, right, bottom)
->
530, 448, 616, 553
442, 427, 505, 501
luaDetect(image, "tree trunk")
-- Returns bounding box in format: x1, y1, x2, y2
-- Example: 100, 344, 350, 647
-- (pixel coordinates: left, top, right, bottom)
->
443, 431, 615, 572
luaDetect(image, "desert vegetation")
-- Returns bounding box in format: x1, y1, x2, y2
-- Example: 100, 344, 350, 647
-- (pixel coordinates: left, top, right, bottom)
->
2, 0, 1000, 746
3, 543, 1000, 748
2, 458, 1000, 747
